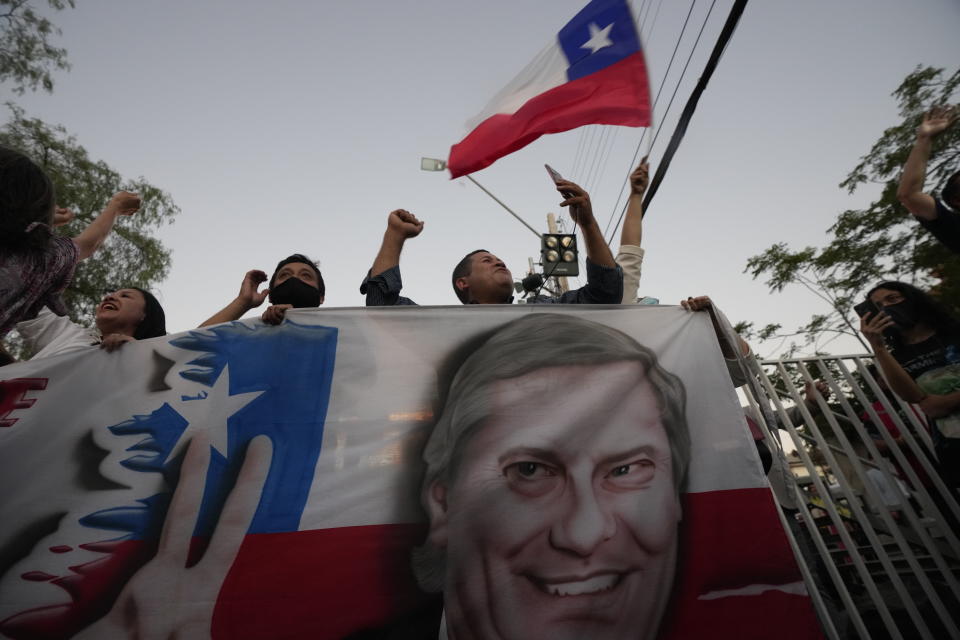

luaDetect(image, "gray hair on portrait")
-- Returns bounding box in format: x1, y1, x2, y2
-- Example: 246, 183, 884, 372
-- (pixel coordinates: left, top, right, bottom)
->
412, 313, 691, 592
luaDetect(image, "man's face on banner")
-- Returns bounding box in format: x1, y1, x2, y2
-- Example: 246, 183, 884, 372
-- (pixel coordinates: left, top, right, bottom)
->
429, 362, 681, 640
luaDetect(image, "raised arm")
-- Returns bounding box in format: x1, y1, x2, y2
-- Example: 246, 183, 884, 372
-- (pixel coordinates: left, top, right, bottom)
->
73, 191, 141, 260
362, 210, 424, 306
556, 180, 616, 268
620, 158, 649, 248
199, 270, 269, 327
897, 106, 957, 221
370, 209, 424, 277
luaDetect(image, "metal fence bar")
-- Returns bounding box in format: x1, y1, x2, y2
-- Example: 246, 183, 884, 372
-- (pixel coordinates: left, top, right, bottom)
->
849, 358, 960, 527
777, 360, 932, 639
755, 364, 903, 639
801, 359, 958, 637
852, 356, 937, 458
842, 359, 960, 555
777, 485, 844, 640
747, 351, 960, 639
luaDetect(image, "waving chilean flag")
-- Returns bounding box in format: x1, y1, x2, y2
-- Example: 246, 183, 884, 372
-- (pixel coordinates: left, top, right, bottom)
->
448, 0, 651, 178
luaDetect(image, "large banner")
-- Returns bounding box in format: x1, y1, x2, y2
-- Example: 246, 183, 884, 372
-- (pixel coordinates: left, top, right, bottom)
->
0, 306, 822, 639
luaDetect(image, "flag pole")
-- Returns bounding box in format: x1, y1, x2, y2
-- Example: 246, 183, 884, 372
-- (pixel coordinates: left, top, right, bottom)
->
464, 174, 542, 239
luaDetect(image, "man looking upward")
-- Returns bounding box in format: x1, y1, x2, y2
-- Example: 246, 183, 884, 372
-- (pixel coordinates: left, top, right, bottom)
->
361, 180, 622, 305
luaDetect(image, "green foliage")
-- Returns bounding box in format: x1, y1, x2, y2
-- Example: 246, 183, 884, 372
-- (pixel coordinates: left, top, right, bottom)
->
0, 104, 179, 329
0, 0, 74, 94
744, 66, 960, 357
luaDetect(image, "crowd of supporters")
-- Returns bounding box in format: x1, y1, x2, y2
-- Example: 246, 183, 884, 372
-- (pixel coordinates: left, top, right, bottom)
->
1, 106, 959, 493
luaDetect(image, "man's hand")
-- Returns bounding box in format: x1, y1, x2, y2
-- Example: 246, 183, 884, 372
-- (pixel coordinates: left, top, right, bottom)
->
917, 105, 957, 139
629, 157, 650, 197
52, 207, 74, 227
261, 304, 292, 326
386, 209, 424, 239
681, 295, 712, 312
556, 180, 597, 228
238, 270, 269, 310
860, 311, 895, 351
370, 210, 424, 280
100, 333, 135, 352
105, 191, 141, 216
681, 295, 750, 358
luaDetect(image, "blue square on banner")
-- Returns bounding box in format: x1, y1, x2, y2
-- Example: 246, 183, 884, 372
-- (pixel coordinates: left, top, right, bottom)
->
558, 0, 640, 82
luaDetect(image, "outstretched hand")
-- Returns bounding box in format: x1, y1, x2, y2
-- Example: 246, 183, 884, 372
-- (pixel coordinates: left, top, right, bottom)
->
76, 433, 273, 640
917, 105, 957, 139
386, 209, 424, 239
106, 191, 142, 216
238, 269, 269, 309
629, 157, 650, 197
556, 180, 596, 227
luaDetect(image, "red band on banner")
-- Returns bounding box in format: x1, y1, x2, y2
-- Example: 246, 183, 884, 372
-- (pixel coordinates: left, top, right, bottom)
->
213, 524, 436, 639
662, 488, 823, 640
448, 52, 651, 179
2, 492, 820, 639
0, 378, 48, 428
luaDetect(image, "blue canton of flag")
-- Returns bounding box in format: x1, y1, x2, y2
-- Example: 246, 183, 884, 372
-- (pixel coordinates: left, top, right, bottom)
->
558, 0, 641, 82
81, 320, 338, 541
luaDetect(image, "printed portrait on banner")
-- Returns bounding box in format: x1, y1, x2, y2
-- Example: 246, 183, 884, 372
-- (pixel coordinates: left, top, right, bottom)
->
0, 307, 822, 639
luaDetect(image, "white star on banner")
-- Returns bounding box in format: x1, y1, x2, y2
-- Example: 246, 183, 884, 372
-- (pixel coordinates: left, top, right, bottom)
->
581, 22, 614, 54
166, 364, 264, 461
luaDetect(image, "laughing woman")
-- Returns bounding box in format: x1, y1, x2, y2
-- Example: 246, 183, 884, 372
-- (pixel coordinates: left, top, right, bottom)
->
11, 287, 166, 361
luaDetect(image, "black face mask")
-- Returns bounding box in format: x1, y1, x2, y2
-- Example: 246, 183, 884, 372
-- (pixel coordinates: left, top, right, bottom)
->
881, 300, 918, 332
269, 277, 321, 308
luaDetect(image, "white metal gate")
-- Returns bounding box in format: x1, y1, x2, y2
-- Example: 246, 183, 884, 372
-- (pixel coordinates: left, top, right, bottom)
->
743, 354, 960, 640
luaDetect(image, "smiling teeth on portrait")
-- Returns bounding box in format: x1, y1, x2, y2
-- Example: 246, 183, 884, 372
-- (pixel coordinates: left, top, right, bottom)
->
537, 573, 622, 596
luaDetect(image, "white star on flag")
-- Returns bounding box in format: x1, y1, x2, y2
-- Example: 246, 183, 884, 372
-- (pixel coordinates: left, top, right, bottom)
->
165, 364, 264, 462
581, 22, 614, 54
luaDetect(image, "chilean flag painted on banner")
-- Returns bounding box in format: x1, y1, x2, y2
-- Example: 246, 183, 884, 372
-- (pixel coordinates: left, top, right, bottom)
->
447, 0, 651, 178
0, 307, 822, 639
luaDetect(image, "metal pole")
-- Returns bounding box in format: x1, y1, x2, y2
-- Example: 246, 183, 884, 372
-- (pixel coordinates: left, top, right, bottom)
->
464, 174, 541, 238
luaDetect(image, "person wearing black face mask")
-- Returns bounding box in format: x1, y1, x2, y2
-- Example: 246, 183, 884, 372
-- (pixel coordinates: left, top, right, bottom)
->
200, 254, 325, 328
859, 280, 960, 490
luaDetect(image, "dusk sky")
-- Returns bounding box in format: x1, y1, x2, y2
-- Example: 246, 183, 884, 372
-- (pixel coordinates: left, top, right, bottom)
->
10, 0, 960, 357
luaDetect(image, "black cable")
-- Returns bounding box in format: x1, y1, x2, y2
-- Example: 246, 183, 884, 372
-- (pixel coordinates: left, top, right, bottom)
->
641, 0, 747, 213
602, 0, 699, 242
606, 0, 719, 242
641, 0, 666, 43
570, 127, 588, 176
571, 0, 652, 180
647, 0, 718, 151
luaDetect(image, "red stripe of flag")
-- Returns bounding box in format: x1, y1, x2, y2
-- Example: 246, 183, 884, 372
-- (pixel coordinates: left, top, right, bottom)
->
448, 51, 651, 179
